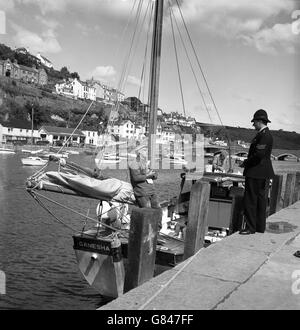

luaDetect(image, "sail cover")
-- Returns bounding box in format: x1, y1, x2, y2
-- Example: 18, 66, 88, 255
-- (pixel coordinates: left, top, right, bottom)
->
35, 171, 135, 203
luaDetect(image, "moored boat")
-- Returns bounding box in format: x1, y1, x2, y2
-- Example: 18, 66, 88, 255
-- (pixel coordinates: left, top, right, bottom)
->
0, 147, 15, 154
21, 156, 48, 166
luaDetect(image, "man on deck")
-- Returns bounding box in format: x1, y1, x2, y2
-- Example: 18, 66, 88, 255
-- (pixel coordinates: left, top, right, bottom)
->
128, 145, 160, 209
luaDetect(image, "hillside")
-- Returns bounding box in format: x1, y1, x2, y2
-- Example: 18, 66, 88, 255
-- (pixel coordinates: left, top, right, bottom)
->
0, 75, 110, 131
200, 125, 300, 150
0, 75, 299, 150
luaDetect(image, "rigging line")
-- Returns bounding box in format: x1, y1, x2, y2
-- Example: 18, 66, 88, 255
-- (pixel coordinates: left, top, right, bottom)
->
28, 190, 81, 233
171, 6, 213, 124
175, 0, 233, 170
174, 0, 224, 126
29, 160, 50, 181
112, 0, 139, 68
28, 190, 117, 238
27, 189, 129, 235
169, 3, 187, 117
57, 100, 95, 155
138, 0, 154, 102
125, 0, 151, 97
117, 0, 145, 93
99, 0, 145, 160
102, 0, 144, 141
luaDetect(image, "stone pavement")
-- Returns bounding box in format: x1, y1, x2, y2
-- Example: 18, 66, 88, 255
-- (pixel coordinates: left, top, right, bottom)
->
100, 202, 300, 310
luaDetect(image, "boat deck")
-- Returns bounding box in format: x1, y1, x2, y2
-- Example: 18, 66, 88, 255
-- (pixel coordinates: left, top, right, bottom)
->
73, 228, 185, 267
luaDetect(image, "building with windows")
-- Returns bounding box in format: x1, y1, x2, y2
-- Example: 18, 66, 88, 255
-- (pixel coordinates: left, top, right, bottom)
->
55, 78, 96, 101
39, 126, 86, 146
81, 129, 99, 146
0, 59, 48, 85
0, 120, 40, 144
87, 79, 125, 104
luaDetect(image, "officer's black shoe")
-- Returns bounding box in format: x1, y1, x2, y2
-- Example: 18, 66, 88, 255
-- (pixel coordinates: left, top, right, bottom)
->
239, 229, 255, 235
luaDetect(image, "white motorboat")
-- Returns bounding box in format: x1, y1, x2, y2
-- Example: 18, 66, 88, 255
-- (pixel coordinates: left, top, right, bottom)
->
21, 156, 48, 166
0, 147, 15, 154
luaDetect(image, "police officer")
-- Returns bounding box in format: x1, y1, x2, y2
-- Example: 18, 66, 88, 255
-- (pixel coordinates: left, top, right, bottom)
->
239, 109, 275, 234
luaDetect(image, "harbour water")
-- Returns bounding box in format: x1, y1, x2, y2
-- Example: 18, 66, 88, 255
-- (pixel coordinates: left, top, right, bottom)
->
0, 152, 184, 310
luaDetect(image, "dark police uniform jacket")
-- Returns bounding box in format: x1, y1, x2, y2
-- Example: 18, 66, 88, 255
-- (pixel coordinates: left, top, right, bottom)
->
243, 127, 275, 179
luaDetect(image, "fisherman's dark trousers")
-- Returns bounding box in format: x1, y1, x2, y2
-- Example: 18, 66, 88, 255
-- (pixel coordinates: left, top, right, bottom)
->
243, 177, 270, 233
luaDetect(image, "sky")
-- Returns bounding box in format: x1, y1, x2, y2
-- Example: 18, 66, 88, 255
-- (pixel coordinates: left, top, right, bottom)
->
0, 0, 300, 132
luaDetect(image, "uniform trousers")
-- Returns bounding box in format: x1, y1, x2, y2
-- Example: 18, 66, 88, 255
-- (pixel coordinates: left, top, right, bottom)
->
243, 177, 270, 233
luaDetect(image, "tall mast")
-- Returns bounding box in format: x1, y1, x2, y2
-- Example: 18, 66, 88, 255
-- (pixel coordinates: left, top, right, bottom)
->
148, 0, 164, 168
31, 104, 34, 146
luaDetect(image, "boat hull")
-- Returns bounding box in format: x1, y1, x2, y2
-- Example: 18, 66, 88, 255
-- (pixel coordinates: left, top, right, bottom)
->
21, 157, 48, 166
73, 229, 184, 298
0, 148, 15, 154
74, 249, 123, 298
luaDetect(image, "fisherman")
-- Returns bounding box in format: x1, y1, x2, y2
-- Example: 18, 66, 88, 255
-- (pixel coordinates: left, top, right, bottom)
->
212, 150, 230, 173
239, 109, 275, 235
128, 145, 160, 209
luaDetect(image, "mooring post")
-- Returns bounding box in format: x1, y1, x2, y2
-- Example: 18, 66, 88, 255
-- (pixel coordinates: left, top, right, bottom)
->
159, 143, 163, 170
124, 207, 162, 292
269, 174, 283, 215
184, 180, 210, 260
229, 187, 244, 234
283, 173, 296, 208
292, 172, 300, 204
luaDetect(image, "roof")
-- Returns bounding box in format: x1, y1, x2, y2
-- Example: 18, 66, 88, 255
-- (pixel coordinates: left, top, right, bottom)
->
119, 120, 134, 126
40, 126, 85, 136
18, 65, 38, 73
38, 54, 52, 64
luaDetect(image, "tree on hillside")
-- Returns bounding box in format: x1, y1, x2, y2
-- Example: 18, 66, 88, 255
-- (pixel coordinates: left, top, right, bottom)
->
71, 72, 80, 80
0, 44, 14, 60
8, 100, 28, 121
25, 101, 52, 126
60, 66, 70, 77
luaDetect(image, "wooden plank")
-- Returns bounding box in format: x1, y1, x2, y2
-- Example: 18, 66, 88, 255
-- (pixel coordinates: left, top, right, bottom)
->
283, 173, 296, 208
292, 172, 300, 204
124, 207, 162, 292
183, 180, 210, 260
269, 175, 283, 215
159, 143, 163, 170
229, 195, 244, 234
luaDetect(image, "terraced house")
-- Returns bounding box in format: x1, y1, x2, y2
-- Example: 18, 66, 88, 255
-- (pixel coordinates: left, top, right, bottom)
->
0, 58, 48, 85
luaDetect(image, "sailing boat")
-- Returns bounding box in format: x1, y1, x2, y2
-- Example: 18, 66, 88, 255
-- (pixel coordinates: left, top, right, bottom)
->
25, 0, 245, 298
21, 105, 48, 166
